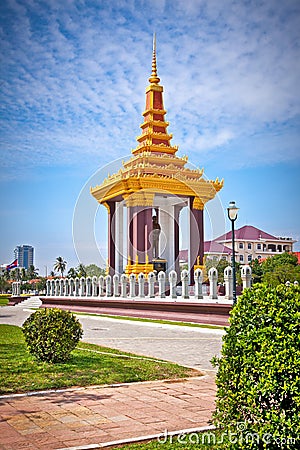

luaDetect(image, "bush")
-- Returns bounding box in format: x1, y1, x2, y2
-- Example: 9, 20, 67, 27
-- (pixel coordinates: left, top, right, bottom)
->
22, 308, 83, 363
212, 284, 300, 449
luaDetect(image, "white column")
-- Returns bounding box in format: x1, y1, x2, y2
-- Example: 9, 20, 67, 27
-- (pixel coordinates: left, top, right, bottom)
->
169, 270, 177, 299
194, 269, 203, 299
181, 269, 189, 299
92, 276, 98, 296
115, 202, 124, 275
208, 268, 218, 299
80, 277, 85, 296
55, 279, 60, 296
98, 276, 105, 296
148, 272, 156, 298
138, 272, 145, 298
105, 275, 112, 297
241, 265, 252, 290
113, 274, 120, 297
70, 278, 74, 296
158, 271, 166, 298
159, 205, 174, 272
120, 274, 127, 298
46, 280, 51, 296
129, 274, 136, 298
224, 266, 233, 300
75, 278, 80, 296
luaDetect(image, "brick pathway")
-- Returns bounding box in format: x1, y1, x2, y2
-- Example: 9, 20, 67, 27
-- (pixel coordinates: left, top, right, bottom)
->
0, 375, 216, 450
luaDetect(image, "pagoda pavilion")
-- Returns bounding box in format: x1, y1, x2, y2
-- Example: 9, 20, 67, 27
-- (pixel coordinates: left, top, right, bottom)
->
91, 38, 223, 282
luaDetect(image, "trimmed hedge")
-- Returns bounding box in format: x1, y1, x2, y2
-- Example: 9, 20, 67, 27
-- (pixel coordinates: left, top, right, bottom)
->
22, 308, 83, 363
212, 283, 300, 449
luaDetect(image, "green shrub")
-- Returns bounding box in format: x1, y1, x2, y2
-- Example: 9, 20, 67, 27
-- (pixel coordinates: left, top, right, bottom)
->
22, 308, 83, 363
212, 283, 300, 449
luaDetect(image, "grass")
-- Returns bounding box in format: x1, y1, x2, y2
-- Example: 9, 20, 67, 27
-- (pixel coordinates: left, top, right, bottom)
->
74, 312, 226, 330
0, 324, 199, 394
0, 296, 10, 306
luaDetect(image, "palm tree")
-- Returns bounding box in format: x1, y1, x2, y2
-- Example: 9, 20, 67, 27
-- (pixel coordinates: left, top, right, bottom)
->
54, 257, 67, 277
67, 267, 77, 278
76, 263, 87, 278
27, 265, 39, 280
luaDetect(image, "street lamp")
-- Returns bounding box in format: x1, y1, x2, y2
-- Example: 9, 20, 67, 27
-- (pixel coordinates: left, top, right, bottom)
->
227, 201, 239, 304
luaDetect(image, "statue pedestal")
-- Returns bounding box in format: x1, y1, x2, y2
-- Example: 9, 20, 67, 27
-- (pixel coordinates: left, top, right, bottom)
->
152, 258, 167, 273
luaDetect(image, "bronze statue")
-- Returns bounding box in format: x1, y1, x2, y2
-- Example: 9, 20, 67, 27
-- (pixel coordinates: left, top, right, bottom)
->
152, 215, 161, 259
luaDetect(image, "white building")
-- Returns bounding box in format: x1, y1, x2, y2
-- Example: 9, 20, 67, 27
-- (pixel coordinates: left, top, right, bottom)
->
214, 225, 296, 264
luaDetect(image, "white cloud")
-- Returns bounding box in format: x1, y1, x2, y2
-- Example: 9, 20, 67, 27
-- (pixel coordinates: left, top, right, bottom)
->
0, 0, 300, 178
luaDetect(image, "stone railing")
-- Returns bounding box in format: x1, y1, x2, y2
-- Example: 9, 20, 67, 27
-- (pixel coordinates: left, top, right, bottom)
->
11, 269, 299, 300
41, 266, 254, 301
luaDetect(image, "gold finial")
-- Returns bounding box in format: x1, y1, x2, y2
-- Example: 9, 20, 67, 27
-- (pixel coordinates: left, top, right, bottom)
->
149, 33, 160, 84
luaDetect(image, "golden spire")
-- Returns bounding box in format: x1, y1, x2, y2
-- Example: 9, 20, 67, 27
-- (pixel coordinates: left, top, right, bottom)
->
149, 33, 160, 84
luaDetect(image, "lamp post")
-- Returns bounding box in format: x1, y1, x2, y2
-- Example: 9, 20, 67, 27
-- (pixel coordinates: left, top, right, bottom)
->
227, 201, 239, 304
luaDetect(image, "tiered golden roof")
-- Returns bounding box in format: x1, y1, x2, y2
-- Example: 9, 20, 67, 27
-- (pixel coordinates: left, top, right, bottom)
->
91, 37, 223, 209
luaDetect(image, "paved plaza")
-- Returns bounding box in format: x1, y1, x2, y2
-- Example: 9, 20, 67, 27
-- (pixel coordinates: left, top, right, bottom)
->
0, 303, 224, 449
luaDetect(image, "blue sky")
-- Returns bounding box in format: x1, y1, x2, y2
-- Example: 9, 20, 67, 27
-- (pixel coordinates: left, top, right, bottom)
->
1, 0, 299, 275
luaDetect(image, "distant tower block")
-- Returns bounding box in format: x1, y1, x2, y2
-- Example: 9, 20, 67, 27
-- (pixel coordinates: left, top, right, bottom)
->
91, 36, 223, 281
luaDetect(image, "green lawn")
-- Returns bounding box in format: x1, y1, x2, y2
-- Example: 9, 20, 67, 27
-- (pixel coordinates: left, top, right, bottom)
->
0, 324, 199, 394
0, 296, 9, 306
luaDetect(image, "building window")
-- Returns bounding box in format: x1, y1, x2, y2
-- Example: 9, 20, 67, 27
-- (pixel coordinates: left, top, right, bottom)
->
239, 255, 244, 262
257, 243, 261, 250
239, 243, 244, 249
248, 255, 252, 262
258, 255, 261, 260
248, 243, 252, 250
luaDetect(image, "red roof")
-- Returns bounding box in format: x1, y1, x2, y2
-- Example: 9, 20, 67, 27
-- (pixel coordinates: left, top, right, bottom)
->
179, 249, 188, 261
215, 225, 278, 242
179, 241, 232, 262
204, 240, 232, 254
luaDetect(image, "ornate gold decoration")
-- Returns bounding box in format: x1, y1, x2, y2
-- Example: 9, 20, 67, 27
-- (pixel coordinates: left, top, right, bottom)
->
123, 191, 154, 207
125, 262, 154, 276
193, 197, 204, 210
148, 33, 160, 85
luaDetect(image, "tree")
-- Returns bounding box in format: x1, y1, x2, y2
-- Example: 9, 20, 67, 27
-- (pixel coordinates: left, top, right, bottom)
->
10, 268, 21, 281
27, 265, 39, 280
263, 264, 300, 286
262, 252, 298, 273
67, 267, 78, 278
0, 276, 10, 293
85, 264, 106, 277
21, 268, 27, 281
20, 282, 31, 293
212, 283, 300, 448
22, 309, 83, 363
261, 253, 300, 286
250, 258, 263, 283
36, 278, 47, 292
76, 263, 87, 278
54, 257, 67, 277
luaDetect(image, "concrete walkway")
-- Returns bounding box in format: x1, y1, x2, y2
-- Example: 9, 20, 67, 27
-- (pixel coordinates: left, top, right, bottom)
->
0, 303, 220, 449
0, 375, 216, 450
